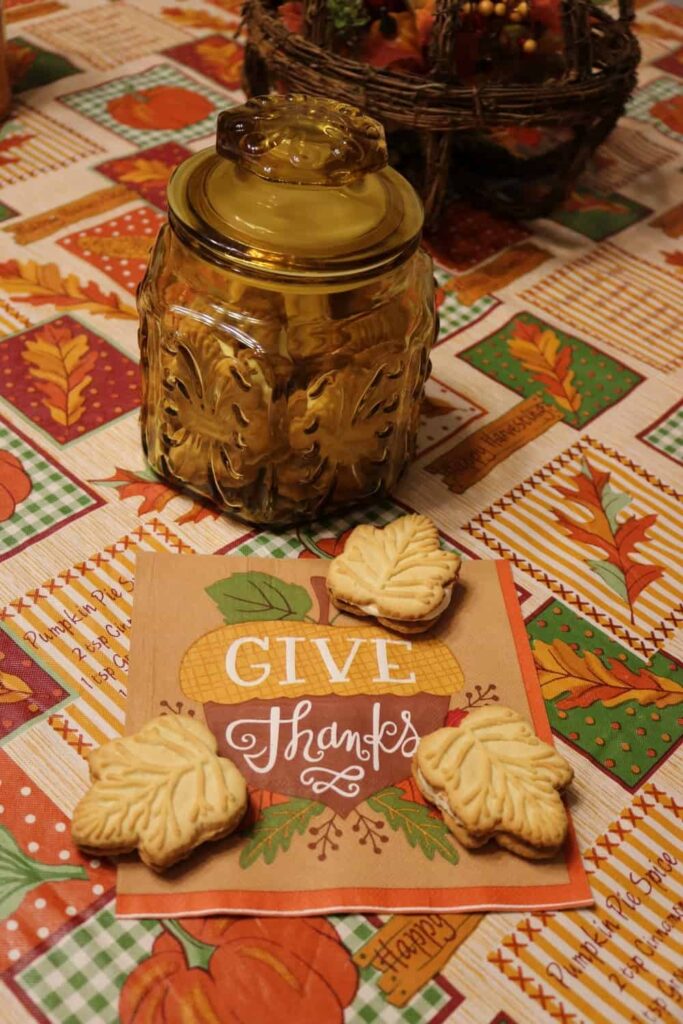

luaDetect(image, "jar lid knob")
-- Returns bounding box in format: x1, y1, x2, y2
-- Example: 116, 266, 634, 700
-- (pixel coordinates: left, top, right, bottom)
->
216, 94, 388, 186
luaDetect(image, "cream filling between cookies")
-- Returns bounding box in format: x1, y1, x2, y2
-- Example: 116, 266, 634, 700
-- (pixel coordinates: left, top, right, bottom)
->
417, 769, 494, 847
357, 584, 454, 623
415, 769, 459, 822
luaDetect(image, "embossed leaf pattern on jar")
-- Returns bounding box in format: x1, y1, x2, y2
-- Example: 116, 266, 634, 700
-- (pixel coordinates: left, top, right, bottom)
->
138, 94, 436, 524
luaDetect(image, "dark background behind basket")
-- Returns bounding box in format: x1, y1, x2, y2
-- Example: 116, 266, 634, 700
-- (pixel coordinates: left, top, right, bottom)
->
243, 0, 640, 223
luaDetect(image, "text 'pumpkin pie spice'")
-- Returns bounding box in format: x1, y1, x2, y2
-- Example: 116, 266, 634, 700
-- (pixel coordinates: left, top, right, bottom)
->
71, 714, 248, 871
413, 706, 574, 860
326, 514, 461, 634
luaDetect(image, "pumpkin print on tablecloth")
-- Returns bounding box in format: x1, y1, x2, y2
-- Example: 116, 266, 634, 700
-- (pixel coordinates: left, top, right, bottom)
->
107, 86, 214, 131
119, 916, 358, 1024
0, 449, 31, 521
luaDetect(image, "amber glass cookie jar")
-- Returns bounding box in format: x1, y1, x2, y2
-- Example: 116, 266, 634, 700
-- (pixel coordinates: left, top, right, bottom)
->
138, 94, 436, 525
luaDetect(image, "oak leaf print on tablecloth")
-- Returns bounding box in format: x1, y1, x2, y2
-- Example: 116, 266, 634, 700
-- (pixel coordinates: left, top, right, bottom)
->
93, 466, 219, 524
551, 458, 663, 624
507, 319, 580, 417
0, 260, 137, 319
534, 638, 683, 709
0, 132, 33, 167
194, 37, 244, 89
22, 322, 98, 432
116, 157, 174, 186
161, 6, 234, 30
664, 250, 683, 272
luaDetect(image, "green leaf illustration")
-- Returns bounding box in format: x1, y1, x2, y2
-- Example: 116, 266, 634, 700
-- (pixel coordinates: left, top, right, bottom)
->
587, 559, 628, 602
206, 572, 313, 624
239, 798, 325, 869
0, 825, 87, 918
600, 484, 631, 535
367, 787, 459, 864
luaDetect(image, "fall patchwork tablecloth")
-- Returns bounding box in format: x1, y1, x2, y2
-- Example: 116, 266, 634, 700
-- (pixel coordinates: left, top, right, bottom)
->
0, 1, 682, 1022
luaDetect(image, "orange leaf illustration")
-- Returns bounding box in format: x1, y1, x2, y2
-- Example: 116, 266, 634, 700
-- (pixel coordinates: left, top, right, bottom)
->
244, 786, 292, 829
508, 320, 580, 415
22, 323, 98, 430
0, 653, 32, 704
161, 6, 233, 29
552, 458, 664, 624
534, 638, 683, 709
0, 132, 33, 168
117, 158, 174, 186
94, 467, 220, 524
175, 501, 219, 525
195, 38, 244, 89
395, 776, 431, 807
0, 260, 137, 320
95, 467, 176, 514
206, 0, 243, 13
0, 449, 32, 521
664, 250, 683, 272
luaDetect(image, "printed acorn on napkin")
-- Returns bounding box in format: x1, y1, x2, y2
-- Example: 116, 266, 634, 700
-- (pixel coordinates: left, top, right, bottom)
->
116, 545, 591, 918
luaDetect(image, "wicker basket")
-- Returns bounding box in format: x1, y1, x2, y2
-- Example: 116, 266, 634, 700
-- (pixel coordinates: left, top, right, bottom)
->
243, 0, 640, 222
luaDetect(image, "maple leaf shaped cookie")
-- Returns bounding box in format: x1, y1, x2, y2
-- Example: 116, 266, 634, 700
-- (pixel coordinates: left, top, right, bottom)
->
71, 715, 247, 871
326, 515, 461, 633
413, 706, 573, 859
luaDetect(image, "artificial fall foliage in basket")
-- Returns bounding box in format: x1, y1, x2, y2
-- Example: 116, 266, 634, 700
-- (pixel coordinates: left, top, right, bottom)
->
243, 0, 640, 221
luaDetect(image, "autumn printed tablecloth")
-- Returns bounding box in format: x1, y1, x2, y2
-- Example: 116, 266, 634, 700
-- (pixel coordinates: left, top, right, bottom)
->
0, 1, 682, 1022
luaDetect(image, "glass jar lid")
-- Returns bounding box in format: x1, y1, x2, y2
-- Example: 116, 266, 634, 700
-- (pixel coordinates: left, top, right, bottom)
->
167, 94, 424, 282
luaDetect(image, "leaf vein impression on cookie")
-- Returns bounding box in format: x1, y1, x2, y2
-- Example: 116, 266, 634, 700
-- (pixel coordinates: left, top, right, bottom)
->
414, 706, 573, 859
326, 514, 461, 632
71, 715, 247, 871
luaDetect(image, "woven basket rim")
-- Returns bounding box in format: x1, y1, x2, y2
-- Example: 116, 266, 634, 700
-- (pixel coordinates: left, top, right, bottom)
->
247, 0, 639, 113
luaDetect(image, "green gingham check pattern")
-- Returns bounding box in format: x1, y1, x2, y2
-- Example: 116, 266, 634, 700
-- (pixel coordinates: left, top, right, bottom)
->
0, 422, 95, 556
434, 268, 497, 341
642, 402, 683, 466
331, 915, 452, 1023
233, 499, 404, 558
59, 63, 231, 147
233, 498, 466, 560
16, 904, 160, 1024
626, 76, 683, 142
16, 905, 450, 1024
